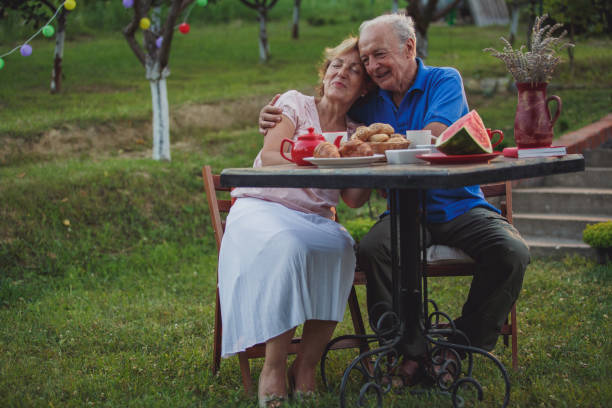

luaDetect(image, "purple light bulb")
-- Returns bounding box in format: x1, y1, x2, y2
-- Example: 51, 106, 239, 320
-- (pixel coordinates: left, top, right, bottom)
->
156, 36, 163, 49
122, 0, 134, 8
20, 44, 33, 57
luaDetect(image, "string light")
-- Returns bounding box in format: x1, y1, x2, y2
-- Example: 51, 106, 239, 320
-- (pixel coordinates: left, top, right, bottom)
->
20, 44, 33, 57
42, 25, 55, 37
64, 0, 77, 11
179, 23, 190, 34
0, 1, 77, 70
139, 17, 151, 30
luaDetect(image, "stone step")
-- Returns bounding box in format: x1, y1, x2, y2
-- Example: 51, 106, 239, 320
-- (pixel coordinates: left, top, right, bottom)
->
513, 213, 612, 240
583, 147, 612, 167
513, 187, 612, 216
540, 167, 612, 188
524, 236, 597, 259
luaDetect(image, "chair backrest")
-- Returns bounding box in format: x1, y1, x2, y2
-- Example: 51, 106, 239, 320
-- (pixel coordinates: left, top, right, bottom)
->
480, 181, 512, 221
202, 165, 232, 252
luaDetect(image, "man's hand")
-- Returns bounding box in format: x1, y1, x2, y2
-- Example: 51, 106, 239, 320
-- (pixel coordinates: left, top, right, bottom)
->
258, 94, 283, 135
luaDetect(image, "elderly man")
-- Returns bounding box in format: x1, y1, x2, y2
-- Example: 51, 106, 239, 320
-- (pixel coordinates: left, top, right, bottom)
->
259, 13, 530, 384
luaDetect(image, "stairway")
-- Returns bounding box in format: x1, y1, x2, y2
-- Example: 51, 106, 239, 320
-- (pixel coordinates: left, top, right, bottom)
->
512, 147, 612, 259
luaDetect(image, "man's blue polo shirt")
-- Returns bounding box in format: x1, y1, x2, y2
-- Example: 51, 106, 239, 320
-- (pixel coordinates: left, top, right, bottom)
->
349, 58, 499, 223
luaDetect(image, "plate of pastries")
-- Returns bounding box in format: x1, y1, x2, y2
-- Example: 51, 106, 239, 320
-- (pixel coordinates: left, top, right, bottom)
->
304, 123, 411, 168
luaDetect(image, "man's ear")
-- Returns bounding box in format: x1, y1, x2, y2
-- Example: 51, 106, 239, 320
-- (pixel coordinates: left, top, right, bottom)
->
404, 38, 416, 59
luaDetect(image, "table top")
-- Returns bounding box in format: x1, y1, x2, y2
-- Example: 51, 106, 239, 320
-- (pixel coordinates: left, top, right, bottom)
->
220, 154, 584, 190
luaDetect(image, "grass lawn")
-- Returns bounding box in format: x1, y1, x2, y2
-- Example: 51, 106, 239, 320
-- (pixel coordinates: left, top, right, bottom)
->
1, 16, 611, 407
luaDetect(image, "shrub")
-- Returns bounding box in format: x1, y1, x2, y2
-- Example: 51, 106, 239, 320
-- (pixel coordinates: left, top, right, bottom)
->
343, 217, 376, 243
582, 221, 612, 248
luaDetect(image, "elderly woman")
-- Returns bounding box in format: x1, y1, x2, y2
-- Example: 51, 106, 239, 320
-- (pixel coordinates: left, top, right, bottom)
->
218, 37, 371, 406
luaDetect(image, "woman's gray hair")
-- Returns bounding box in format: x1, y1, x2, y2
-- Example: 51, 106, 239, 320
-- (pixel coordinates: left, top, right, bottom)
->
359, 13, 416, 50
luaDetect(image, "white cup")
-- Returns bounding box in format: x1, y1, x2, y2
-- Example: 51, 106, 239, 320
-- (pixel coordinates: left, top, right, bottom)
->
323, 131, 348, 144
405, 130, 433, 146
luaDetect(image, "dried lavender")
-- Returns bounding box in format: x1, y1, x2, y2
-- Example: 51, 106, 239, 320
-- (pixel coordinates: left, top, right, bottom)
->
483, 14, 574, 84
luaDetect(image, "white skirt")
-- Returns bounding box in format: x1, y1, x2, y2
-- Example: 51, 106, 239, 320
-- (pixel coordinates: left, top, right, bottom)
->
218, 197, 356, 358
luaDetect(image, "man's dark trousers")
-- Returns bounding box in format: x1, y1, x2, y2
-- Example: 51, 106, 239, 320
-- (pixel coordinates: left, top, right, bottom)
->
357, 206, 530, 357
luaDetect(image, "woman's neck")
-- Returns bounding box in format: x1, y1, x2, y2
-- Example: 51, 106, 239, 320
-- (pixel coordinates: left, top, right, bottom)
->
315, 96, 349, 132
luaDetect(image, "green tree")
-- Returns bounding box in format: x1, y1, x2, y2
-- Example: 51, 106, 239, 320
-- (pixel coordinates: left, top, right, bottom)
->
123, 0, 196, 161
238, 0, 279, 63
404, 0, 462, 60
0, 0, 72, 93
543, 0, 611, 72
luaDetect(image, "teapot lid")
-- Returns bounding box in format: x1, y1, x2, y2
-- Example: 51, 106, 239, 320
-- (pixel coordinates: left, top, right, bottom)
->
298, 127, 324, 140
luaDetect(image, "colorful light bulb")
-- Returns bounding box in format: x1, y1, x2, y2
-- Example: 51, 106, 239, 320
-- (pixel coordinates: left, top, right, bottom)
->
122, 0, 134, 8
140, 17, 151, 30
179, 23, 190, 34
196, 0, 208, 6
155, 36, 163, 49
64, 0, 76, 10
20, 44, 33, 57
0, 58, 4, 70
42, 25, 55, 37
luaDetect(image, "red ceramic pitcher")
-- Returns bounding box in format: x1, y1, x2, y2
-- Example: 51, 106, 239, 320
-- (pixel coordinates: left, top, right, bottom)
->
514, 82, 562, 148
280, 127, 343, 166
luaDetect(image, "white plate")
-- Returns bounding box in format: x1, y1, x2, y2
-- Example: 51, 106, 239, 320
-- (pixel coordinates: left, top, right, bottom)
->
304, 154, 386, 168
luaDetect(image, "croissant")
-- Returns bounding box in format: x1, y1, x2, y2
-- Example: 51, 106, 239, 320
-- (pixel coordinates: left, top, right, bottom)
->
313, 142, 341, 158
339, 139, 374, 157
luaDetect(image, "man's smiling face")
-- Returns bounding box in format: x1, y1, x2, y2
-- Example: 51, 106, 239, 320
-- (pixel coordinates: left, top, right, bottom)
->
358, 22, 417, 97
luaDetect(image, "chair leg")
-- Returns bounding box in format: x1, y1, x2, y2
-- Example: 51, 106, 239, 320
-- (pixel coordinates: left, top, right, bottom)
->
348, 286, 368, 354
510, 303, 518, 370
239, 352, 254, 395
212, 287, 222, 375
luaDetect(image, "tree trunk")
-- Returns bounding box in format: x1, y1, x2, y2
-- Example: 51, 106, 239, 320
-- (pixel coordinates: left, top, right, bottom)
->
50, 10, 67, 94
258, 7, 269, 62
508, 1, 520, 46
568, 22, 575, 77
147, 61, 171, 161
292, 0, 300, 39
527, 0, 537, 50
415, 29, 428, 60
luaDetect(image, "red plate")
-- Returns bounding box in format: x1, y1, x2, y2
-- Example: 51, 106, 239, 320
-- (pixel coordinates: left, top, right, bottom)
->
416, 152, 502, 164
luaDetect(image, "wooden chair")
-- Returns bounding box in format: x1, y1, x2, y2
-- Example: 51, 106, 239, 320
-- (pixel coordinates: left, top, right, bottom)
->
424, 181, 519, 370
202, 165, 368, 394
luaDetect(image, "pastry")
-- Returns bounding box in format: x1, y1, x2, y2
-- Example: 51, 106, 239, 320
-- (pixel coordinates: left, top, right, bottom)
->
368, 123, 395, 135
313, 142, 340, 158
352, 126, 371, 141
388, 136, 409, 143
339, 139, 374, 157
369, 133, 390, 142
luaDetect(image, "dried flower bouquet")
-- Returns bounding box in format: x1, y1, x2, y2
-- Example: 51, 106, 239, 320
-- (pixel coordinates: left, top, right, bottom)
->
484, 14, 574, 84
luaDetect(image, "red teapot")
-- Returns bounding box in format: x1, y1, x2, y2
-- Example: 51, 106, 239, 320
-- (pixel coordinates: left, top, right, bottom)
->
280, 127, 343, 166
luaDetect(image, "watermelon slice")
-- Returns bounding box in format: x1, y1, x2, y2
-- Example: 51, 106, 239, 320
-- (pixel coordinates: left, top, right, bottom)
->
435, 110, 492, 155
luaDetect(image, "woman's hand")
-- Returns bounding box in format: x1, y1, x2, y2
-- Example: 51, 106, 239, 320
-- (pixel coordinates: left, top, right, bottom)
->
258, 94, 283, 135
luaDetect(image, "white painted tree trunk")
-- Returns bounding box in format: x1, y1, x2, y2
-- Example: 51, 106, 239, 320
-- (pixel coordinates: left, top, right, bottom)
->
50, 29, 65, 93
258, 9, 269, 62
392, 0, 398, 13
147, 62, 171, 161
509, 4, 520, 45
292, 0, 300, 39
